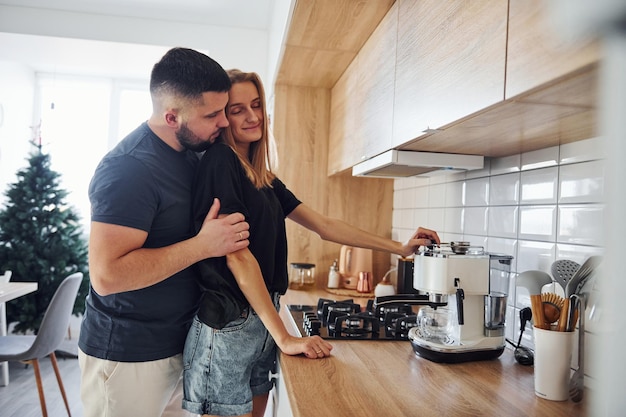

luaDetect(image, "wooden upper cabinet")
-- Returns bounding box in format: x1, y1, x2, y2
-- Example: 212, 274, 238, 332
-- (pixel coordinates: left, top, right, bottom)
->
328, 55, 362, 175
328, 3, 398, 175
506, 0, 601, 99
357, 2, 398, 162
392, 0, 508, 147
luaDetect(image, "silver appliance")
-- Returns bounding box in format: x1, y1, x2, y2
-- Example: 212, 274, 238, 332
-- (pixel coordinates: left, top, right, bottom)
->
408, 244, 513, 363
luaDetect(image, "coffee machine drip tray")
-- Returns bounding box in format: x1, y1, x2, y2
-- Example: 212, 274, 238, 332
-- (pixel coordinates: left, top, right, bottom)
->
407, 327, 505, 363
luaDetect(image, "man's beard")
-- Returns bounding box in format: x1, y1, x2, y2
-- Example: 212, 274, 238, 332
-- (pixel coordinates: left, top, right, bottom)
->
176, 123, 218, 152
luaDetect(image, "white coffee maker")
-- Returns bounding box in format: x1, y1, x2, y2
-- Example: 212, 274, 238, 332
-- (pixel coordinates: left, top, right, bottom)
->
408, 243, 512, 363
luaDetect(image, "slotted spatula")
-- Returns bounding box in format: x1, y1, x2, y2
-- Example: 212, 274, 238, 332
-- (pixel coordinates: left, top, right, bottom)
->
551, 259, 580, 292
565, 255, 602, 297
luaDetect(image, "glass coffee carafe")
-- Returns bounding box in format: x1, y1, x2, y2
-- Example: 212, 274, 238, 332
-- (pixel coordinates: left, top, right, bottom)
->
416, 306, 459, 345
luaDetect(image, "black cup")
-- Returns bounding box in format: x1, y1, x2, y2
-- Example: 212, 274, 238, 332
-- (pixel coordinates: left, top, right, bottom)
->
396, 257, 419, 294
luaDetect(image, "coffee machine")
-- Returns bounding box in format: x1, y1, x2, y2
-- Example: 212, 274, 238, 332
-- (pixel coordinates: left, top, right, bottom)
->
408, 243, 512, 363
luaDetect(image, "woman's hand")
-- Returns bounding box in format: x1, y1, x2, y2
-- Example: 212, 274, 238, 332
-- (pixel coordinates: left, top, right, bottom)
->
278, 335, 333, 359
400, 226, 441, 256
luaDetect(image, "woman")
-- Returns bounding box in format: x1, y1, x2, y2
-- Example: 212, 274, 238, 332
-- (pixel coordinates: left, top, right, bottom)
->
183, 69, 440, 417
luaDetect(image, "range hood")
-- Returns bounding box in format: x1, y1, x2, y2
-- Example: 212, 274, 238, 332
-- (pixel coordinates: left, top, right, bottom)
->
352, 150, 484, 178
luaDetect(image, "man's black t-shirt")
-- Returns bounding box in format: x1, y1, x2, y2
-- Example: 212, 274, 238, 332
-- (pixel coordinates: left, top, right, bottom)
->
79, 123, 201, 362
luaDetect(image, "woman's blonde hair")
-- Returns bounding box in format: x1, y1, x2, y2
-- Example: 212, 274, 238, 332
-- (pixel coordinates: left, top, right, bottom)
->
223, 69, 276, 189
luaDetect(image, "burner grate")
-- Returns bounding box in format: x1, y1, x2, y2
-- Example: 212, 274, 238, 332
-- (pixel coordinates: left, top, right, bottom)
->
288, 295, 429, 341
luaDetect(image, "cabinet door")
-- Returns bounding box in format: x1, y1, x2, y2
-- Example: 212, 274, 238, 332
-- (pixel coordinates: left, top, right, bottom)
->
328, 55, 362, 175
392, 0, 508, 147
506, 0, 600, 99
273, 359, 294, 417
357, 2, 398, 161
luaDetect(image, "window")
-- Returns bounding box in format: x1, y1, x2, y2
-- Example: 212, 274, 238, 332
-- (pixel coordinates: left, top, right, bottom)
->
36, 74, 151, 233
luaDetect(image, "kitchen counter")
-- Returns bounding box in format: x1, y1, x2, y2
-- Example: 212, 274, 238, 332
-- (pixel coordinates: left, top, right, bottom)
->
278, 289, 587, 417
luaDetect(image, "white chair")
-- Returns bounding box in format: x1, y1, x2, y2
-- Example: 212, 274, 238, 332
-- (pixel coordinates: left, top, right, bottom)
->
0, 270, 11, 283
0, 272, 82, 417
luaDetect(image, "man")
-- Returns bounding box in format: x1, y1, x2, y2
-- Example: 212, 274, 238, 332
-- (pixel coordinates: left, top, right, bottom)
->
78, 47, 250, 417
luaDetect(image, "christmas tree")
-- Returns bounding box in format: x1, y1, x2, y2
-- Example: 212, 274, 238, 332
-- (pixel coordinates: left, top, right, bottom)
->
0, 142, 89, 334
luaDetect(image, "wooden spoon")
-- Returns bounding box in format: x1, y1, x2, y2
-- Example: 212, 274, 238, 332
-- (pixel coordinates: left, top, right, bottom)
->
531, 294, 549, 329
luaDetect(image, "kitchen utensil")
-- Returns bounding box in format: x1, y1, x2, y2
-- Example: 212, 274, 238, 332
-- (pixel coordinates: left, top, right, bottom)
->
569, 293, 586, 402
551, 259, 580, 292
530, 294, 549, 329
541, 292, 565, 324
565, 255, 602, 297
557, 297, 570, 332
566, 294, 579, 332
517, 270, 553, 295
449, 241, 470, 254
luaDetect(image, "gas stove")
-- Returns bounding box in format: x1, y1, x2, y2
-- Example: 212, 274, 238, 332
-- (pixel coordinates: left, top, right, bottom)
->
286, 294, 430, 340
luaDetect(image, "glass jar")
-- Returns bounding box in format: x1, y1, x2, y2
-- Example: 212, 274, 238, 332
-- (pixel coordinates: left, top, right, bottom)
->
289, 263, 316, 289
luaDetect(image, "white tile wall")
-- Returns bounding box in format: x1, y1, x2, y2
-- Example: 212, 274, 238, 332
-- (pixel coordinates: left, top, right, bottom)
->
391, 137, 605, 381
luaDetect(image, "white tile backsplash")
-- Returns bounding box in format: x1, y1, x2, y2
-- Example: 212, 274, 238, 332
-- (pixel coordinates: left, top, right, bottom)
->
428, 183, 446, 207
518, 206, 557, 241
394, 138, 604, 275
465, 206, 488, 235
521, 146, 559, 171
445, 180, 464, 207
465, 177, 489, 206
414, 186, 430, 208
490, 154, 521, 175
413, 208, 428, 227
443, 207, 463, 234
559, 137, 605, 164
488, 206, 518, 238
516, 240, 556, 272
558, 160, 605, 204
557, 204, 604, 246
520, 167, 559, 204
489, 173, 520, 205
487, 238, 518, 270
426, 207, 444, 232
555, 244, 604, 264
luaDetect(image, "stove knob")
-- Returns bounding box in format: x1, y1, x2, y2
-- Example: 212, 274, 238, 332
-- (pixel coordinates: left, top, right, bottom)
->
307, 319, 322, 336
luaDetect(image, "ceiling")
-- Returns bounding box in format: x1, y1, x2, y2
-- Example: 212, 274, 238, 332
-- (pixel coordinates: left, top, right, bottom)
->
0, 0, 286, 82
2, 0, 274, 29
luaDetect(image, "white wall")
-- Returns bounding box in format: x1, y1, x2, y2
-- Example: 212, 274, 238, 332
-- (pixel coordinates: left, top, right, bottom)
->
0, 5, 270, 87
0, 61, 36, 205
391, 136, 605, 389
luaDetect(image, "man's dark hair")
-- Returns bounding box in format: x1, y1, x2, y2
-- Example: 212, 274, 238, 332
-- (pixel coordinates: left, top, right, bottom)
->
150, 47, 231, 100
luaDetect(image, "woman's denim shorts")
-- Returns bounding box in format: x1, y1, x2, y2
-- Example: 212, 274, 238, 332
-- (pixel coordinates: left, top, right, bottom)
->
182, 294, 280, 416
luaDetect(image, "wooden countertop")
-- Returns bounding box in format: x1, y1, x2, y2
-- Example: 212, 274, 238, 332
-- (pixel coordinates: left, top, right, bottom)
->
278, 289, 587, 417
